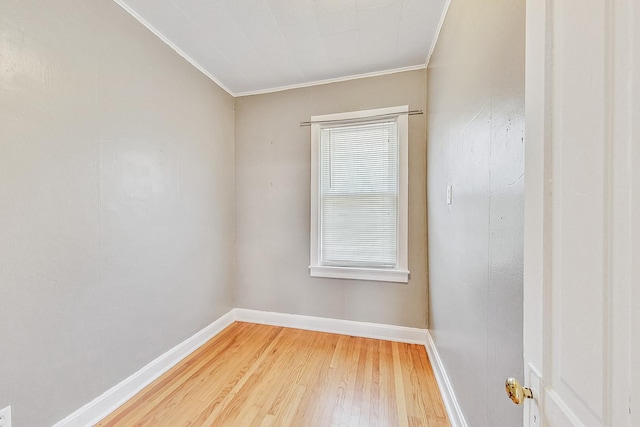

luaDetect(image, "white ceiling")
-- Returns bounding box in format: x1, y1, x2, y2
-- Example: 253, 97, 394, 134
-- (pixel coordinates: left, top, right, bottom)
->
115, 0, 448, 96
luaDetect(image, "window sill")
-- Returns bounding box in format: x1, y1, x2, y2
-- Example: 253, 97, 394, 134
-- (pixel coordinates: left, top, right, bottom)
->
309, 265, 409, 283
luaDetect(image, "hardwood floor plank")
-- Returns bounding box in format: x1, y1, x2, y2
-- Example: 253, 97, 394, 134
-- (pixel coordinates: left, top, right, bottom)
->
96, 322, 450, 427
258, 414, 275, 427
357, 339, 374, 427
342, 337, 362, 425
327, 335, 355, 425
392, 342, 410, 427
369, 338, 382, 426
379, 340, 400, 427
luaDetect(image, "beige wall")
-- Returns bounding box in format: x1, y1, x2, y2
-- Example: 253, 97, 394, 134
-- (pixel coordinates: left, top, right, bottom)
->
235, 70, 428, 328
427, 0, 525, 425
0, 1, 235, 425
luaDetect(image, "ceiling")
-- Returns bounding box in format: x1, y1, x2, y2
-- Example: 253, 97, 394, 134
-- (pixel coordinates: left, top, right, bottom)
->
115, 0, 449, 96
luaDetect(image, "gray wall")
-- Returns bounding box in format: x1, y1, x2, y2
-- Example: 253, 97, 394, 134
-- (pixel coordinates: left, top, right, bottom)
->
426, 0, 525, 425
0, 1, 235, 426
235, 70, 428, 328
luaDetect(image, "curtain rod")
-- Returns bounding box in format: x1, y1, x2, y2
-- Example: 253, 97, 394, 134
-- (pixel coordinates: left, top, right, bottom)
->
299, 109, 423, 127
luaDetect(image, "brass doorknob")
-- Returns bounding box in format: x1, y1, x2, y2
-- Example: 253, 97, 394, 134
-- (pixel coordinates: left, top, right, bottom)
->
505, 377, 533, 405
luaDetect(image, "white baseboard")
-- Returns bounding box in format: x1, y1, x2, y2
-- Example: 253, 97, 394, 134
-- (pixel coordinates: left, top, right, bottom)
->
424, 331, 469, 427
53, 310, 236, 427
232, 308, 428, 344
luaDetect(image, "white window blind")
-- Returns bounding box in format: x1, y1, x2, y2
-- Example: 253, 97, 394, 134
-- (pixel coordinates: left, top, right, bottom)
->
320, 120, 398, 268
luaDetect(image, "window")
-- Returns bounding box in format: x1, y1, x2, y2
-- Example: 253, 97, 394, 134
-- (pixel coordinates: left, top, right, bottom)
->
309, 106, 409, 283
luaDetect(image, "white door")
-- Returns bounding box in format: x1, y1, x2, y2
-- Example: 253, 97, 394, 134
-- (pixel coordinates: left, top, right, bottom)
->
521, 0, 640, 426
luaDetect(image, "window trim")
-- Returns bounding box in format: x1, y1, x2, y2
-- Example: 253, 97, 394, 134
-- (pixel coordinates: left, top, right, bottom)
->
309, 105, 409, 283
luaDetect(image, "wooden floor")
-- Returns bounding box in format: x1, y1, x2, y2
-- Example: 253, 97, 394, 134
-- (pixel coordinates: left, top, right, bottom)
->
97, 322, 450, 426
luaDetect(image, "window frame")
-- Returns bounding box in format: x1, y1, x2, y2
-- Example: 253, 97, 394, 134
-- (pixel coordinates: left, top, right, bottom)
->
309, 105, 409, 283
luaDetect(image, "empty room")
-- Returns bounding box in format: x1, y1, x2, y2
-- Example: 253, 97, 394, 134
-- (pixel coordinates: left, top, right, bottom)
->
1, 0, 638, 426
